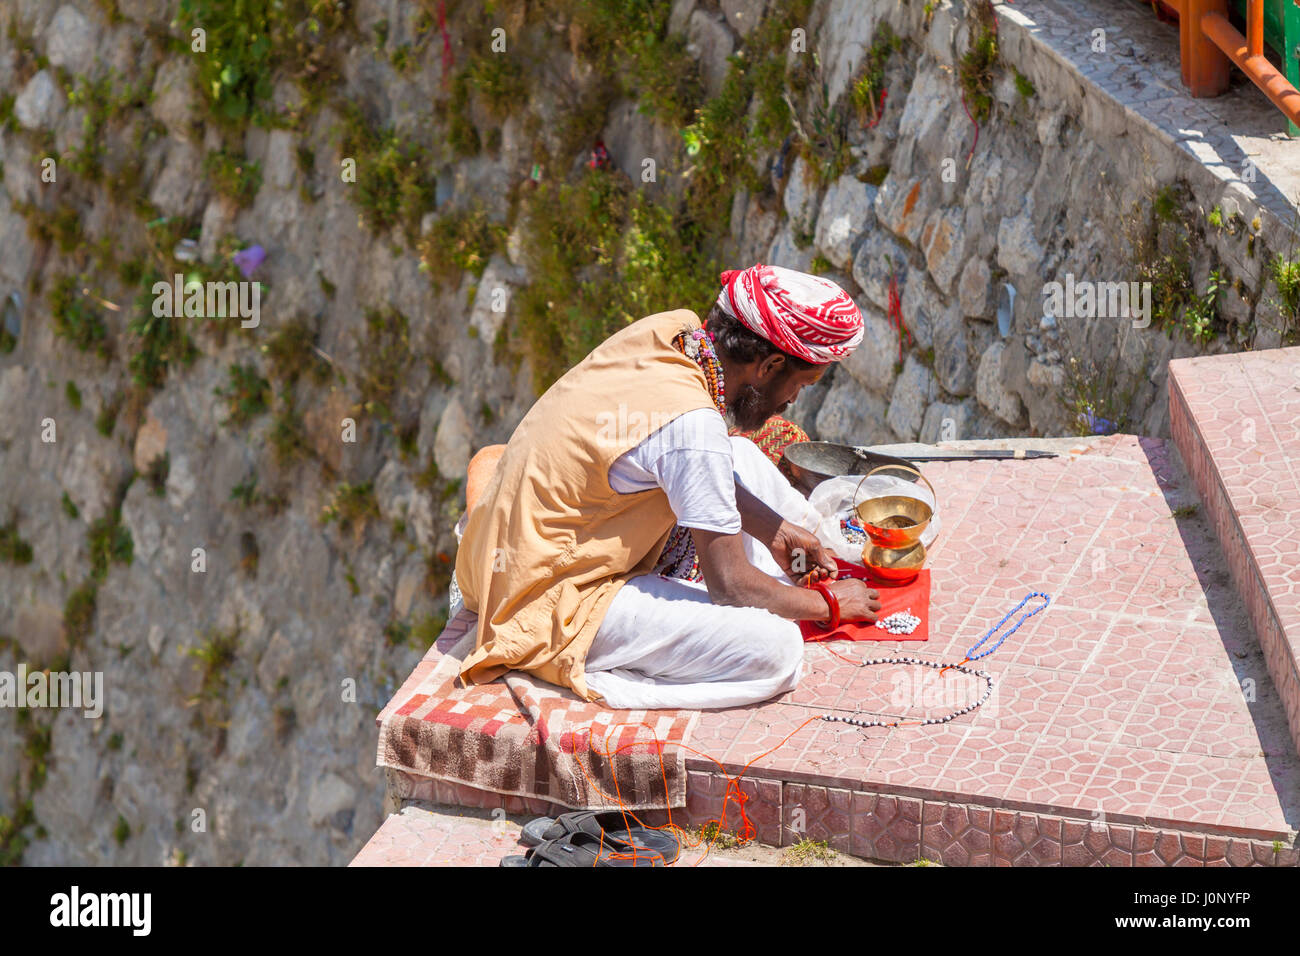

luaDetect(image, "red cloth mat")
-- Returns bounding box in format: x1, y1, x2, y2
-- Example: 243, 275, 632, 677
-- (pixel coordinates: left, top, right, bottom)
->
799, 559, 930, 643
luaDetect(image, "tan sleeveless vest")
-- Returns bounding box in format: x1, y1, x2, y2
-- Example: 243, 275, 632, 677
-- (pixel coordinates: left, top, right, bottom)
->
455, 309, 717, 700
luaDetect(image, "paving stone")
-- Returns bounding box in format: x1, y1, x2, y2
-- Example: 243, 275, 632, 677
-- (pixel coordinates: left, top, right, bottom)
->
958, 256, 992, 319
850, 229, 912, 314
814, 174, 876, 271
1004, 0, 1299, 227
932, 302, 973, 396
685, 9, 734, 99
996, 209, 1045, 279
976, 340, 1026, 425
921, 207, 966, 295
14, 70, 64, 130
366, 428, 1300, 866
815, 371, 894, 445
874, 173, 930, 247
840, 304, 900, 397
783, 154, 821, 238
684, 433, 1295, 863
886, 355, 937, 442
1169, 347, 1300, 759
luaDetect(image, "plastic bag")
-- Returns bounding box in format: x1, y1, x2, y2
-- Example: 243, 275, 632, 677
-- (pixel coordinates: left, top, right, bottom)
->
808, 474, 941, 564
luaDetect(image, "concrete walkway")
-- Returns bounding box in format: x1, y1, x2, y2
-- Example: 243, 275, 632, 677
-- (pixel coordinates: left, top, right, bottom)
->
678, 430, 1298, 865
349, 800, 879, 867
354, 358, 1300, 864
1007, 0, 1300, 228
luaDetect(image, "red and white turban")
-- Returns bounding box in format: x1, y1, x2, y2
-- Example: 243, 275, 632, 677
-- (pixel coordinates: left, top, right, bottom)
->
715, 264, 864, 364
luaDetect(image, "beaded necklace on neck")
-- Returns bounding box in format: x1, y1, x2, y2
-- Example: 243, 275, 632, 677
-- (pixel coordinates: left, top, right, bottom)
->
676, 328, 726, 414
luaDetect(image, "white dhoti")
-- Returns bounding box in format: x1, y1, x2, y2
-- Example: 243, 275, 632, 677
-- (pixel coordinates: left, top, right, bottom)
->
583, 436, 819, 710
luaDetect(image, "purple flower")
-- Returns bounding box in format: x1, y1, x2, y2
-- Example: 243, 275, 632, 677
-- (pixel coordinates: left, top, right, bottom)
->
232, 244, 266, 279
1083, 407, 1116, 435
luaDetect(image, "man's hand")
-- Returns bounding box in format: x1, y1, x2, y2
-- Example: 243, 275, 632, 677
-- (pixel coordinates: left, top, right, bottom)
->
769, 521, 838, 584
694, 528, 880, 625
823, 578, 881, 623
694, 527, 846, 624
733, 485, 837, 584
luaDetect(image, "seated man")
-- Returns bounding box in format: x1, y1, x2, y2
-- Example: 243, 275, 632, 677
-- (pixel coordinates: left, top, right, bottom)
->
454, 264, 881, 709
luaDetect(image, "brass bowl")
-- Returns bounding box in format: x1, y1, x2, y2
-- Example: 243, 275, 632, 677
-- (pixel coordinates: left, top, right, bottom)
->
853, 465, 935, 549
862, 541, 927, 584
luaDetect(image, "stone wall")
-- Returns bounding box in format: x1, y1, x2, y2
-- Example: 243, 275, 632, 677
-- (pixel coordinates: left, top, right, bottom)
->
0, 0, 1292, 864
758, 0, 1296, 444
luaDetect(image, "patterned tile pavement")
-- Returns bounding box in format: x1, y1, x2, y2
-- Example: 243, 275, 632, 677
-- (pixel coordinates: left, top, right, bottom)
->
348, 800, 772, 868
362, 428, 1299, 866
358, 355, 1300, 866
1169, 347, 1300, 759
673, 431, 1300, 864
349, 803, 526, 868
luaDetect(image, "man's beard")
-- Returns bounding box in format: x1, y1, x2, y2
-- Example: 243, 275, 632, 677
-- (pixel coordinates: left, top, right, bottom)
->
725, 382, 788, 433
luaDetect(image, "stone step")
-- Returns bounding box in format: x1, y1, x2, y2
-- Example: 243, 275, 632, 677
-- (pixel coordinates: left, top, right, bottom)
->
347, 800, 865, 867
367, 434, 1300, 866
1168, 347, 1300, 761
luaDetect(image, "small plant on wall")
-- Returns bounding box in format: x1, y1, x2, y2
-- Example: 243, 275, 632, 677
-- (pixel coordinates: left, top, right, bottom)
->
1268, 252, 1300, 344
958, 0, 999, 124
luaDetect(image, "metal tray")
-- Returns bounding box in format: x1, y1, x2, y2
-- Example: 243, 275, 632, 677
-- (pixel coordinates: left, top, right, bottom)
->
780, 441, 920, 496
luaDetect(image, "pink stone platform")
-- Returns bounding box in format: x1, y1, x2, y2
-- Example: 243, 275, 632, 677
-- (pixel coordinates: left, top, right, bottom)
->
354, 350, 1300, 866
348, 801, 766, 868
1169, 347, 1300, 760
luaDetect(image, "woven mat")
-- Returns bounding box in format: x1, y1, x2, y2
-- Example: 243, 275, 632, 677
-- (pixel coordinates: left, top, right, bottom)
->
376, 610, 700, 811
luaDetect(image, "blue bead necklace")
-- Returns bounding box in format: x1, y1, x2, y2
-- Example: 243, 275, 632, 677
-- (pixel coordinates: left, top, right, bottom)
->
965, 591, 1051, 661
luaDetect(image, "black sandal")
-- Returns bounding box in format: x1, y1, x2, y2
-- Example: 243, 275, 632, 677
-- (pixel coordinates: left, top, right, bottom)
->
520, 810, 680, 862
499, 830, 668, 867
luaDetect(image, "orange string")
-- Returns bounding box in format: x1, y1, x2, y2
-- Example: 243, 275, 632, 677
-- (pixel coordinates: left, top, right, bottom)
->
553, 642, 980, 864
939, 657, 970, 676
563, 711, 834, 866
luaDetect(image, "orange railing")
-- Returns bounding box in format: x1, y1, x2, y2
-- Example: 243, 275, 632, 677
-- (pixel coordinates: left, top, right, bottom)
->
1173, 0, 1300, 127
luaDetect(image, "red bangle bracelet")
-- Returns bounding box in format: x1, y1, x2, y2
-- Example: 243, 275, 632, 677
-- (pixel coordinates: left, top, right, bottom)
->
808, 581, 840, 632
